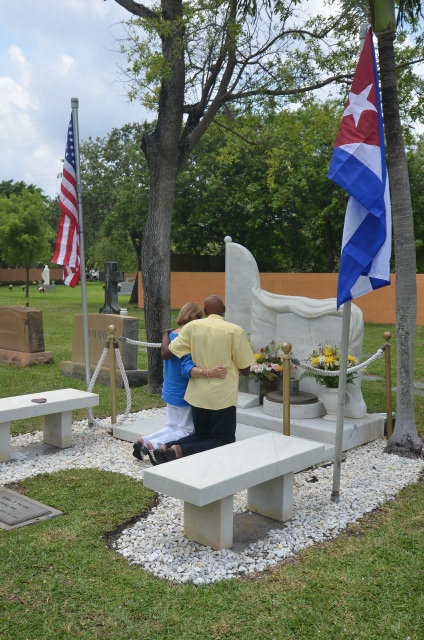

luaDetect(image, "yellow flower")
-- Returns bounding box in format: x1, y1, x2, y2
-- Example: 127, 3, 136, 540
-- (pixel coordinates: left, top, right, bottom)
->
324, 347, 333, 356
311, 356, 320, 365
325, 356, 334, 364
348, 355, 357, 363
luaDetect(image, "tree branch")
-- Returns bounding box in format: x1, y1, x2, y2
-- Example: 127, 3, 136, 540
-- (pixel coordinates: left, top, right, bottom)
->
113, 0, 158, 20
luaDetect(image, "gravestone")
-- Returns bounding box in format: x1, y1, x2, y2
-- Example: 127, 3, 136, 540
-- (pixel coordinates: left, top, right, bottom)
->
118, 281, 134, 296
0, 487, 62, 530
0, 306, 54, 366
99, 262, 124, 314
60, 313, 147, 387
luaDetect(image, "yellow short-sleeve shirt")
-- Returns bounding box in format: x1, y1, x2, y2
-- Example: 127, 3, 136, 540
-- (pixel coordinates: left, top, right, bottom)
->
169, 314, 255, 410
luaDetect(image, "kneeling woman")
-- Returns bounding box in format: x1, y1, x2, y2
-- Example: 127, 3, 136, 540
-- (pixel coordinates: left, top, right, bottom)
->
133, 302, 226, 465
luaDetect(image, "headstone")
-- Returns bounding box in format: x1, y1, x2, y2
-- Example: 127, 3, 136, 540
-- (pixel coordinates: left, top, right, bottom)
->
0, 487, 62, 530
0, 306, 54, 366
225, 238, 366, 418
118, 281, 134, 296
99, 262, 124, 314
60, 313, 147, 387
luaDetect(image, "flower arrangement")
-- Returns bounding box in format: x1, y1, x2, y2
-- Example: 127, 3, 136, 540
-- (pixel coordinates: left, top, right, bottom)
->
301, 344, 358, 389
249, 341, 298, 384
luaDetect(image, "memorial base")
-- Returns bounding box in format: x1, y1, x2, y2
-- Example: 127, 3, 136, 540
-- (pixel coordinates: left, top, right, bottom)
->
60, 361, 148, 388
236, 395, 384, 451
0, 348, 54, 366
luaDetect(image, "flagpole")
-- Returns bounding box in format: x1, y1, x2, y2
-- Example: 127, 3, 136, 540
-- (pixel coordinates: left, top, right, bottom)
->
71, 98, 91, 390
331, 24, 368, 503
331, 300, 350, 502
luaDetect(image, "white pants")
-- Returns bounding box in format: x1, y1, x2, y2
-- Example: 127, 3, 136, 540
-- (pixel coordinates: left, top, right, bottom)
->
143, 404, 194, 448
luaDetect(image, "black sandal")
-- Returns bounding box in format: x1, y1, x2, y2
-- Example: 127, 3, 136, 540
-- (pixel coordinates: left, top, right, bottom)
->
153, 448, 167, 464
164, 448, 177, 462
132, 442, 144, 461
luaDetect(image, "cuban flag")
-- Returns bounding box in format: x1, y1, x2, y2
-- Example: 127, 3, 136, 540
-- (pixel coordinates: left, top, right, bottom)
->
329, 27, 391, 310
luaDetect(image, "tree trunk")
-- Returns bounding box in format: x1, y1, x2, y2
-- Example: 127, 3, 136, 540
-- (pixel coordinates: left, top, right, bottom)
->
140, 0, 185, 393
25, 266, 29, 298
129, 228, 142, 305
141, 155, 177, 392
377, 30, 423, 457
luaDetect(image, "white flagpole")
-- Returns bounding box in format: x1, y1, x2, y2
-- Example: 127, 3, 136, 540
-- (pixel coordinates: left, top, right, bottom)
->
331, 300, 350, 502
71, 98, 91, 390
331, 24, 368, 503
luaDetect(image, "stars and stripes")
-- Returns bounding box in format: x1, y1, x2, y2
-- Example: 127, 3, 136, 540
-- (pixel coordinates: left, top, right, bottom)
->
52, 115, 81, 287
329, 27, 391, 309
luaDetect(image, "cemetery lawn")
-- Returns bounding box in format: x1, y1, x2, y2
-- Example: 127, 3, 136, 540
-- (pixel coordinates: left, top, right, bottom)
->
0, 469, 423, 640
0, 282, 167, 434
0, 285, 423, 639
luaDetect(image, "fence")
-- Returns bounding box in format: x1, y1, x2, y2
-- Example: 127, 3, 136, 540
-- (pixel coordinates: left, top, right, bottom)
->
137, 272, 424, 326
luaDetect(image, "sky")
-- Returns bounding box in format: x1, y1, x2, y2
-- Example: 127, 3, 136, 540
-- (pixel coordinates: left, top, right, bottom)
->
0, 0, 150, 198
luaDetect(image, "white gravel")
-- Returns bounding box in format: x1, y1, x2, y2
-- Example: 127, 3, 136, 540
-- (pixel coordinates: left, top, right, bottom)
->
2, 408, 423, 585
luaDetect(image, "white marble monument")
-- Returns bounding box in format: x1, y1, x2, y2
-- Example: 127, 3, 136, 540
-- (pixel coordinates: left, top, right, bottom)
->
224, 237, 366, 419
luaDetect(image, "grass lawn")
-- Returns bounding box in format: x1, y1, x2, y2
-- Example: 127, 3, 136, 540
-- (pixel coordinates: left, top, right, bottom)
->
0, 283, 423, 639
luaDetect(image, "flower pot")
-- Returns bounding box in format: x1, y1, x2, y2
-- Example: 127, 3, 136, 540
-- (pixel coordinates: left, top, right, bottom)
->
321, 387, 339, 420
259, 378, 282, 404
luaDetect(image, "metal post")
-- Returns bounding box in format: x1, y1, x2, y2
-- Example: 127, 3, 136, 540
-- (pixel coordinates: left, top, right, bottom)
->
282, 342, 292, 436
109, 325, 117, 425
331, 301, 351, 503
71, 98, 91, 390
384, 331, 393, 438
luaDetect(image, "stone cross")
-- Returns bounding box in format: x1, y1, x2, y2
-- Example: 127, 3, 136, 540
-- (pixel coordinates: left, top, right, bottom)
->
99, 262, 124, 314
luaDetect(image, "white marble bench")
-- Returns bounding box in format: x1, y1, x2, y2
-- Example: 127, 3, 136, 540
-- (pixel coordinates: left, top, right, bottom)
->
143, 432, 327, 550
0, 388, 99, 462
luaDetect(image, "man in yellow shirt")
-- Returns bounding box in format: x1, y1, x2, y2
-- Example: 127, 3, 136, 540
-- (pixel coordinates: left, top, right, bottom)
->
157, 294, 255, 462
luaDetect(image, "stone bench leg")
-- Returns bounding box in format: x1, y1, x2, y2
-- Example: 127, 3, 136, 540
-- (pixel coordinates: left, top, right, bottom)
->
184, 495, 233, 550
43, 411, 73, 449
0, 421, 11, 462
247, 472, 294, 522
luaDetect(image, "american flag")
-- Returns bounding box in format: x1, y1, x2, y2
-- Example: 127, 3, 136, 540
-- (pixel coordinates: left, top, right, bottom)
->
52, 114, 81, 287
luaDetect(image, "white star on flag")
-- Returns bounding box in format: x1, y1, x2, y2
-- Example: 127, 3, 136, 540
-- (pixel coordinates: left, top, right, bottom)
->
342, 83, 377, 127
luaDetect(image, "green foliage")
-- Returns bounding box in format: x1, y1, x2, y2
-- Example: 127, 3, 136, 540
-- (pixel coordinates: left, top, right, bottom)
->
0, 190, 53, 268
407, 134, 424, 271
79, 123, 151, 271
0, 179, 43, 198
173, 101, 348, 272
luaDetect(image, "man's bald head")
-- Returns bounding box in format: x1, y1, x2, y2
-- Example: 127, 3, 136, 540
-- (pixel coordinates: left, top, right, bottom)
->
204, 295, 225, 316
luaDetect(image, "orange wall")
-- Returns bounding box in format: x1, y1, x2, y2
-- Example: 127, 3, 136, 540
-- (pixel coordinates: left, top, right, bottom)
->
138, 272, 424, 326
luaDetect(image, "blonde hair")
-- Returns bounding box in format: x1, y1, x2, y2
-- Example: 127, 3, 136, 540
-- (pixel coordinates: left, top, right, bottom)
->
176, 302, 204, 327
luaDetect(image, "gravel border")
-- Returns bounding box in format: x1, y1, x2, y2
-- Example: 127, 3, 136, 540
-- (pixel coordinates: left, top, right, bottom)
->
2, 409, 423, 585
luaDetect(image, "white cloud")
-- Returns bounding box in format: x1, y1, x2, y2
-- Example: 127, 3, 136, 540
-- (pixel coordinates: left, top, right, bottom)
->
0, 0, 148, 196
54, 53, 75, 76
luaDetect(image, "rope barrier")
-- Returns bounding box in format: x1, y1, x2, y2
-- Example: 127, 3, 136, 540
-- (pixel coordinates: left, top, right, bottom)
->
292, 347, 385, 378
119, 336, 161, 348
87, 342, 132, 429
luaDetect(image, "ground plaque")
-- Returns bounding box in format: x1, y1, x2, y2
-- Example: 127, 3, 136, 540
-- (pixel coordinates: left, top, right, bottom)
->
0, 487, 62, 530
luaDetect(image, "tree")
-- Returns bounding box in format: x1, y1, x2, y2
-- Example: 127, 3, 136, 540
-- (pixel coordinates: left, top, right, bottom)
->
112, 0, 359, 392
370, 0, 423, 457
173, 102, 347, 272
79, 123, 150, 302
0, 191, 53, 296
